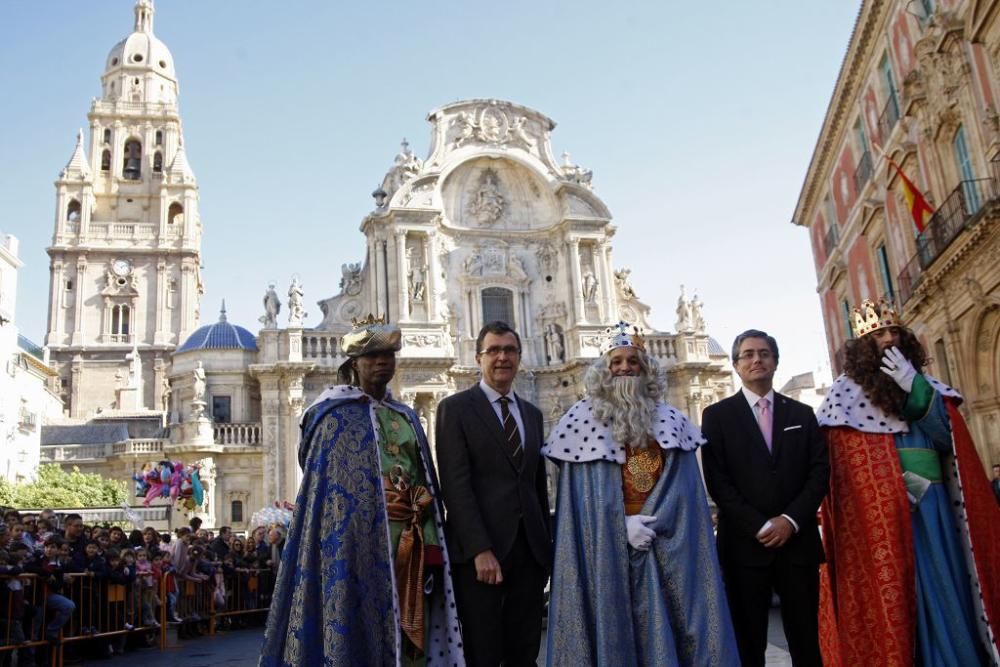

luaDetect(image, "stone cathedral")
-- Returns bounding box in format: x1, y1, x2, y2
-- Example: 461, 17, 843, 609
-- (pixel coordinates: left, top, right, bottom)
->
41, 1, 734, 530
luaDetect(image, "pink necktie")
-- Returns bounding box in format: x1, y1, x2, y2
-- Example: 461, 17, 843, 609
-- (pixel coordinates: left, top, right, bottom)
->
757, 398, 773, 451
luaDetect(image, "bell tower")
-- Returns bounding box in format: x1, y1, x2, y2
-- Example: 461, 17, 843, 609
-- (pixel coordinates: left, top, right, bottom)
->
45, 0, 203, 417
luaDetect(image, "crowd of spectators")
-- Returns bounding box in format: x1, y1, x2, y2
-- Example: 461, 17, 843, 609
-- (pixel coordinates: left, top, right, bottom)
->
0, 508, 285, 665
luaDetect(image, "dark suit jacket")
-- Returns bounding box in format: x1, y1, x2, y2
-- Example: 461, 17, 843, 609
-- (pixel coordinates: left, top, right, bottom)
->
435, 384, 552, 570
701, 391, 829, 568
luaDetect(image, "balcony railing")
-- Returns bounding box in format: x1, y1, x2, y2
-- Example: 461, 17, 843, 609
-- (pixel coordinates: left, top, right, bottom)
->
213, 422, 262, 446
302, 332, 340, 364
878, 92, 900, 142
89, 223, 158, 239
112, 439, 165, 456
40, 444, 111, 463
823, 223, 840, 258
853, 150, 873, 193
897, 177, 997, 304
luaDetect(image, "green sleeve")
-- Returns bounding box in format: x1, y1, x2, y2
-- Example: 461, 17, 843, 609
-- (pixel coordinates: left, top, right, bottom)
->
901, 373, 933, 421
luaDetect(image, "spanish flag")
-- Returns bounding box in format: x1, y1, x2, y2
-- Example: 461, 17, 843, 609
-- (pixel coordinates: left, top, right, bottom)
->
886, 157, 934, 233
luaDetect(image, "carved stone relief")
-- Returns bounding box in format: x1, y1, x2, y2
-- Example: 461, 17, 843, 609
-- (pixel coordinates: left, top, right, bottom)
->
451, 106, 535, 150
467, 169, 506, 226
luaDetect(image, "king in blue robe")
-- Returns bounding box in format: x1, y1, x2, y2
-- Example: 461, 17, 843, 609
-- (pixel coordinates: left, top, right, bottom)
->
543, 323, 738, 666
260, 317, 464, 667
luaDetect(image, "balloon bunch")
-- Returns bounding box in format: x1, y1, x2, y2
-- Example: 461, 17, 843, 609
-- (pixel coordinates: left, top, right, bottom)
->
248, 505, 293, 531
133, 460, 205, 511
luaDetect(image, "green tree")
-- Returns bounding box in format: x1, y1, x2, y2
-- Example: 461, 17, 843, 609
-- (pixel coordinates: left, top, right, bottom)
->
0, 465, 127, 509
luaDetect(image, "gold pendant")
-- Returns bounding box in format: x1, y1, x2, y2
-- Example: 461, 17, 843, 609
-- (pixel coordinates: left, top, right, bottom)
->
631, 471, 655, 493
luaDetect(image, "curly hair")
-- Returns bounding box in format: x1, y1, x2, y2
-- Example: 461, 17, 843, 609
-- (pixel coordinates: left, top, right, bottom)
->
843, 327, 928, 419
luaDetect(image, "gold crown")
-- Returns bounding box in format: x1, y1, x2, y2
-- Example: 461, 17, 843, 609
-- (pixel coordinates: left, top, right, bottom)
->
600, 321, 646, 355
350, 313, 387, 328
851, 298, 901, 338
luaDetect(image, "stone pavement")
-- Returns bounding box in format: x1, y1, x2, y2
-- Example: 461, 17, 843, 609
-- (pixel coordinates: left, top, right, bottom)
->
78, 608, 793, 666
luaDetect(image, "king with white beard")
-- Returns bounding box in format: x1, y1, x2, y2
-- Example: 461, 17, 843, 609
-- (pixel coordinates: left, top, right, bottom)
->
541, 322, 737, 667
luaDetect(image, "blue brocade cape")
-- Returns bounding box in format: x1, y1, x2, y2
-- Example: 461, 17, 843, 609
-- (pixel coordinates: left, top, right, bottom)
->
259, 387, 464, 667
543, 399, 739, 666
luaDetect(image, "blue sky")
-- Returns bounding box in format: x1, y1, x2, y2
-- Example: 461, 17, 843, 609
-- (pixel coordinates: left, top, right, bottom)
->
0, 1, 859, 387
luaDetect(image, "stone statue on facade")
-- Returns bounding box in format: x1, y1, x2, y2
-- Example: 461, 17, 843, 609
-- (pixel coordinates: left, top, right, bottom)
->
191, 361, 207, 420
582, 269, 599, 304
339, 262, 363, 296
560, 152, 594, 188
508, 254, 528, 280
288, 276, 306, 327
161, 375, 172, 413
546, 324, 565, 365
468, 171, 505, 226
615, 268, 637, 299
260, 283, 281, 329
675, 284, 694, 333
463, 252, 483, 276
126, 341, 141, 389
691, 292, 706, 333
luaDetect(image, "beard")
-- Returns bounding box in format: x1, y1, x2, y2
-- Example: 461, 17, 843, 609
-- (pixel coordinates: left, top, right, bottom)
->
591, 375, 656, 447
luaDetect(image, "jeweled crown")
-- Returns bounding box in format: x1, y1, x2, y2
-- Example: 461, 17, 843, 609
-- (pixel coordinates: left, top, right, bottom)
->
350, 313, 387, 328
600, 321, 646, 355
851, 298, 901, 338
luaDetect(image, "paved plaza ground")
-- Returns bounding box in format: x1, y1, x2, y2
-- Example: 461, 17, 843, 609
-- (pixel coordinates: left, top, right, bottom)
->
74, 609, 793, 666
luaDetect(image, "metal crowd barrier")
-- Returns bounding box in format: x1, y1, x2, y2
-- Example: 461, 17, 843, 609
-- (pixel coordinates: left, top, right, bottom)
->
0, 567, 277, 667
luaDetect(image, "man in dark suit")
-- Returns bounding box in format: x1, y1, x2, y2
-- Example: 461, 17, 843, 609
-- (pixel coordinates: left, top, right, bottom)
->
701, 329, 829, 667
435, 321, 551, 667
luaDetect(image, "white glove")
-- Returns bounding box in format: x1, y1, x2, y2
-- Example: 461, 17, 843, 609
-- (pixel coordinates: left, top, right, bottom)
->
625, 514, 656, 551
880, 346, 917, 393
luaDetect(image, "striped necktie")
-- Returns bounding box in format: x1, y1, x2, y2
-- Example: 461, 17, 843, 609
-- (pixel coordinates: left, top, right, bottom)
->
498, 396, 524, 468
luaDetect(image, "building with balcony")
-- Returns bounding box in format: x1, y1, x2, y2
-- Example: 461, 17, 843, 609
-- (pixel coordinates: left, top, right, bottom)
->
0, 231, 63, 483
793, 0, 1000, 469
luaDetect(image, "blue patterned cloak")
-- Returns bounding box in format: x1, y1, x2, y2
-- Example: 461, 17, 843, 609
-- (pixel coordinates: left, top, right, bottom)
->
543, 399, 739, 666
260, 387, 465, 667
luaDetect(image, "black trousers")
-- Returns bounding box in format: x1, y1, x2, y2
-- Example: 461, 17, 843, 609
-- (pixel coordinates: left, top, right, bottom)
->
721, 554, 823, 667
452, 523, 548, 667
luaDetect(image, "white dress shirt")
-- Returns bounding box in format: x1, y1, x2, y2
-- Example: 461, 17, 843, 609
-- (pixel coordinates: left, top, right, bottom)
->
479, 380, 526, 444
740, 385, 799, 534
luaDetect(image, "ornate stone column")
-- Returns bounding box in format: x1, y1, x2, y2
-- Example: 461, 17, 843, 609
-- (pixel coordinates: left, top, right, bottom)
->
424, 233, 438, 319
71, 258, 87, 346
49, 260, 65, 342
70, 355, 84, 419
281, 373, 307, 498
180, 263, 194, 342
569, 239, 585, 325
154, 259, 167, 345
257, 373, 282, 504
599, 243, 615, 322
368, 239, 379, 316
395, 229, 409, 322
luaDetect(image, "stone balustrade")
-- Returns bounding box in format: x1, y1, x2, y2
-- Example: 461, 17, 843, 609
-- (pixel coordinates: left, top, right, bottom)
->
40, 443, 111, 462
112, 439, 165, 455
644, 334, 677, 362
213, 422, 262, 446
302, 332, 340, 365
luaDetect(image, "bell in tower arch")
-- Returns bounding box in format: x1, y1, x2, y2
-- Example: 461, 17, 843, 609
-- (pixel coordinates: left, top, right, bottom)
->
122, 139, 142, 180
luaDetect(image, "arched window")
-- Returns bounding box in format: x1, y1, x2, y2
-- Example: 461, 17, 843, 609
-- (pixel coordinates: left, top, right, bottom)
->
101, 149, 111, 171
167, 202, 183, 225
481, 287, 515, 326
111, 304, 131, 339
153, 152, 163, 172
122, 139, 142, 180
231, 500, 244, 523
66, 200, 81, 222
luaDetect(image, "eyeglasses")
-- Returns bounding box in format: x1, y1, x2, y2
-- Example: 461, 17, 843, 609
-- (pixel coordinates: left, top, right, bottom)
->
736, 350, 773, 361
479, 345, 521, 357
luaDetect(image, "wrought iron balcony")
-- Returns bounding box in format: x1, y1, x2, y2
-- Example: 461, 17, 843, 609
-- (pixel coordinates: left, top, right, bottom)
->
896, 176, 998, 304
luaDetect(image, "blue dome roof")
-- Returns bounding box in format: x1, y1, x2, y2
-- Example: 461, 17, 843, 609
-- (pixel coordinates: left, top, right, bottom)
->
176, 303, 257, 353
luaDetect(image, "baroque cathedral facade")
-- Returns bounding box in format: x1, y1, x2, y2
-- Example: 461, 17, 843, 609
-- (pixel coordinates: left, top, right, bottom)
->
42, 1, 734, 530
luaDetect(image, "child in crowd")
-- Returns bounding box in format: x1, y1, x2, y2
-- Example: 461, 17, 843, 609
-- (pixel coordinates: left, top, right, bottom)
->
79, 541, 107, 634
156, 551, 181, 623
26, 536, 76, 642
0, 547, 27, 644
106, 549, 135, 633
134, 549, 159, 627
